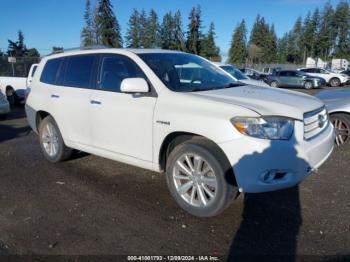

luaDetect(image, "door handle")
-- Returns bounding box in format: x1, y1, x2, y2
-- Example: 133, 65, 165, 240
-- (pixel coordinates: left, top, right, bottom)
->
90, 100, 102, 105
51, 94, 60, 98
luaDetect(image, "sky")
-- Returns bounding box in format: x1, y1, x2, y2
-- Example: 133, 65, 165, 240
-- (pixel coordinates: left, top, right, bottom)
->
0, 0, 341, 57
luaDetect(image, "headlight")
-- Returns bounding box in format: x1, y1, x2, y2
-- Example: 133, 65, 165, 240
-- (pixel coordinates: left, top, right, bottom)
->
231, 117, 294, 140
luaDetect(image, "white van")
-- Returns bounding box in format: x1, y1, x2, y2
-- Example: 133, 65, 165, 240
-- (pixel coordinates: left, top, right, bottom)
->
25, 48, 334, 217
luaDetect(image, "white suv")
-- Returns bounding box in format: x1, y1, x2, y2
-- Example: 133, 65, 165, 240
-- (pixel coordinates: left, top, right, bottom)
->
298, 67, 350, 87
25, 48, 334, 217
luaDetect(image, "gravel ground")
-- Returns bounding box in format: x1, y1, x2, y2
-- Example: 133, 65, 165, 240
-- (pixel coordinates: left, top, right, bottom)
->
0, 86, 349, 260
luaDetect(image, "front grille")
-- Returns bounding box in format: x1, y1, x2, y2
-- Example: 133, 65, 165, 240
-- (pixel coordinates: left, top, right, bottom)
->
304, 106, 329, 140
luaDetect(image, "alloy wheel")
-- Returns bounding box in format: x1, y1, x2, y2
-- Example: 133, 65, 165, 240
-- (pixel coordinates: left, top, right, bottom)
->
41, 122, 60, 157
332, 118, 349, 146
172, 153, 217, 207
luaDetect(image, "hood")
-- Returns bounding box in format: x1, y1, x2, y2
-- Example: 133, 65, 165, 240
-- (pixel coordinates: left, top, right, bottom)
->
190, 85, 324, 120
239, 79, 270, 87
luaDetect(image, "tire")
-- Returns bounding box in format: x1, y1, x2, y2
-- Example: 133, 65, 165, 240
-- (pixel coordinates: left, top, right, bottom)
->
270, 81, 279, 88
6, 87, 16, 105
38, 116, 72, 163
329, 77, 341, 87
330, 113, 350, 147
165, 138, 238, 217
303, 81, 313, 90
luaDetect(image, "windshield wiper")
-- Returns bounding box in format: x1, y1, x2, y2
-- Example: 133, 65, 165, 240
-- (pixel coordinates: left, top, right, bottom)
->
185, 82, 244, 93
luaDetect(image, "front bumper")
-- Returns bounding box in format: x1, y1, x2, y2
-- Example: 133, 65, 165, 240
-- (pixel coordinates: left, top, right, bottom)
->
219, 122, 334, 193
0, 100, 10, 115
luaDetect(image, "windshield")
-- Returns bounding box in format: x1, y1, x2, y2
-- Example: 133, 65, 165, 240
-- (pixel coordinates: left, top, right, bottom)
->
220, 65, 248, 80
138, 53, 242, 92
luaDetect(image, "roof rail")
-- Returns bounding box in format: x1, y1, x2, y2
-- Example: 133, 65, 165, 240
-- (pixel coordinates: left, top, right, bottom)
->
49, 45, 110, 55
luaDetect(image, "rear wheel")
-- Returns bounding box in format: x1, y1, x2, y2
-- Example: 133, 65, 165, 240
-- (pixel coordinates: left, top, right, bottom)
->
330, 113, 350, 147
165, 138, 238, 217
329, 77, 341, 87
38, 116, 72, 162
270, 81, 279, 88
303, 81, 313, 90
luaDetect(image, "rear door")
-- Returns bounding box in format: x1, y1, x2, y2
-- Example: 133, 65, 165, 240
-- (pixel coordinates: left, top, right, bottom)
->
48, 54, 97, 146
89, 54, 157, 161
288, 71, 302, 87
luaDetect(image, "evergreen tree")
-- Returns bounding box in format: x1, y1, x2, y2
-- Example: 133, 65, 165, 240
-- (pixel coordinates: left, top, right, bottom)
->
160, 12, 175, 49
172, 10, 186, 51
228, 19, 247, 65
311, 8, 321, 57
201, 22, 220, 60
286, 17, 303, 63
266, 24, 277, 63
95, 0, 122, 48
125, 9, 140, 48
143, 9, 160, 48
333, 0, 350, 58
186, 6, 203, 54
26, 48, 40, 57
81, 0, 95, 47
249, 15, 274, 63
139, 9, 148, 48
317, 2, 336, 59
301, 11, 318, 60
7, 31, 26, 57
277, 33, 288, 63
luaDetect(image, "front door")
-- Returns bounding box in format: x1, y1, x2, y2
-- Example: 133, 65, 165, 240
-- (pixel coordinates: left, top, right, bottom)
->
89, 54, 157, 162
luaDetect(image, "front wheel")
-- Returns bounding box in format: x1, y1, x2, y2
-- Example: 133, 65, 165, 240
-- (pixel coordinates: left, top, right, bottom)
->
165, 138, 238, 217
329, 78, 341, 87
304, 81, 313, 90
331, 114, 350, 147
38, 116, 72, 162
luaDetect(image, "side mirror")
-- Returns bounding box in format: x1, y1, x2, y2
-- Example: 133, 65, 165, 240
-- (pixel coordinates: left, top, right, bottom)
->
120, 78, 149, 94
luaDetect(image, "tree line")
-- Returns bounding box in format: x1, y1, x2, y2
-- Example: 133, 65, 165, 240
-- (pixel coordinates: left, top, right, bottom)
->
229, 0, 350, 65
81, 0, 221, 61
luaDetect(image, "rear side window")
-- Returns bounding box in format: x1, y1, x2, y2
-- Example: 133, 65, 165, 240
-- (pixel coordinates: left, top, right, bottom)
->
31, 65, 37, 77
63, 55, 96, 88
98, 54, 146, 92
40, 58, 62, 84
279, 71, 288, 77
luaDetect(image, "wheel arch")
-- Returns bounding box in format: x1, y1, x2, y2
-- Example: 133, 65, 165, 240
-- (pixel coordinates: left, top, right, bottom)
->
329, 111, 350, 117
36, 110, 51, 130
158, 131, 237, 186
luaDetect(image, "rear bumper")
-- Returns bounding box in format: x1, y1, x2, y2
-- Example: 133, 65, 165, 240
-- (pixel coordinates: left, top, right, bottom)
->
219, 123, 335, 193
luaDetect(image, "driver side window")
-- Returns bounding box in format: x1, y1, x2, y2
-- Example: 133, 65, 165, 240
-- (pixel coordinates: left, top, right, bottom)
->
97, 54, 146, 92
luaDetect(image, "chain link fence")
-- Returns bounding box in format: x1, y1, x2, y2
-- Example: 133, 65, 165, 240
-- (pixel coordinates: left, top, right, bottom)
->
0, 56, 40, 77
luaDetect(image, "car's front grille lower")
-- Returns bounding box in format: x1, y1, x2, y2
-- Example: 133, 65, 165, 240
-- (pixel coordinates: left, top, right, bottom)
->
304, 106, 329, 140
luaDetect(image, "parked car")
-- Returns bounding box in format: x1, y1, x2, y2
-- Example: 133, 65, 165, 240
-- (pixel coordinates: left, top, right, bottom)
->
0, 76, 27, 104
298, 67, 350, 87
0, 90, 10, 119
267, 70, 326, 89
241, 68, 269, 82
25, 48, 334, 217
216, 63, 269, 87
315, 89, 350, 147
340, 69, 350, 77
